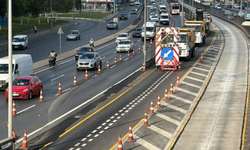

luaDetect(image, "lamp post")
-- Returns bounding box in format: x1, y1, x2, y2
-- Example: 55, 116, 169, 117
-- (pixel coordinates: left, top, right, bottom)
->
73, 0, 75, 24
240, 0, 242, 15
181, 0, 183, 27
143, 0, 147, 67
50, 0, 53, 30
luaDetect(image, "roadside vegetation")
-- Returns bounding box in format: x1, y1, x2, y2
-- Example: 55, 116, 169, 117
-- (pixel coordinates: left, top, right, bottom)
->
58, 12, 111, 19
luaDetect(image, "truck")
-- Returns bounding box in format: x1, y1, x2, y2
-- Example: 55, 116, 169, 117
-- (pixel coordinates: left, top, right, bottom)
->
130, 0, 135, 6
203, 13, 212, 35
196, 8, 203, 21
178, 28, 196, 61
184, 21, 206, 47
170, 3, 180, 15
141, 22, 156, 40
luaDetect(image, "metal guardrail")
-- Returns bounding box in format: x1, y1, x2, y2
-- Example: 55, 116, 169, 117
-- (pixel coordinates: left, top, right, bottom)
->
0, 137, 18, 150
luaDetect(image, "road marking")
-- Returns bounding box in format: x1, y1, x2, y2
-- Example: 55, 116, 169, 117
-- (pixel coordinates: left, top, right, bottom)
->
134, 135, 161, 150
99, 130, 104, 134
205, 51, 218, 55
97, 126, 102, 129
50, 74, 65, 81
185, 76, 204, 83
92, 130, 97, 133
81, 138, 86, 142
197, 62, 211, 68
76, 148, 81, 150
94, 134, 99, 137
193, 67, 210, 72
88, 139, 93, 142
16, 105, 36, 115
162, 101, 187, 114
148, 125, 172, 139
74, 143, 80, 146
110, 65, 116, 69
190, 71, 207, 77
175, 87, 197, 96
69, 148, 74, 150
104, 126, 109, 130
204, 57, 216, 61
170, 95, 192, 104
181, 81, 202, 89
156, 113, 181, 125
109, 123, 113, 126
204, 53, 217, 58
87, 134, 92, 137
102, 123, 106, 126
82, 143, 87, 146
100, 56, 106, 60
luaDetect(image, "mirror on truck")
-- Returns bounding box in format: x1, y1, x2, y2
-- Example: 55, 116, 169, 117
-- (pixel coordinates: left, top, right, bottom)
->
15, 69, 19, 74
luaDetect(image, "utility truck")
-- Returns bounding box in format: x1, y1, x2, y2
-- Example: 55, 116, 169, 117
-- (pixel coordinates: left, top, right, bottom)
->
141, 22, 156, 40
184, 21, 206, 47
203, 13, 212, 35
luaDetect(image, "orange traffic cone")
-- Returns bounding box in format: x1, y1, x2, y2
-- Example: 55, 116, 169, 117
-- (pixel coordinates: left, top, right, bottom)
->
164, 87, 168, 100
128, 124, 134, 142
22, 129, 28, 149
85, 69, 88, 79
142, 62, 145, 71
107, 60, 110, 70
211, 44, 214, 51
178, 65, 181, 70
118, 134, 123, 150
13, 100, 16, 116
13, 130, 17, 138
150, 99, 154, 114
157, 94, 161, 108
170, 82, 173, 94
139, 45, 141, 53
58, 81, 62, 93
6, 121, 8, 126
217, 34, 220, 39
114, 57, 117, 65
119, 54, 122, 62
98, 64, 101, 74
200, 53, 204, 61
73, 75, 77, 86
128, 51, 130, 58
39, 89, 44, 102
176, 75, 180, 86
144, 110, 148, 126
133, 47, 135, 55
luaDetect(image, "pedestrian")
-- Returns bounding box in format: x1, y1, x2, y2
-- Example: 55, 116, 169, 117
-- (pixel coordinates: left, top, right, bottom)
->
34, 25, 37, 34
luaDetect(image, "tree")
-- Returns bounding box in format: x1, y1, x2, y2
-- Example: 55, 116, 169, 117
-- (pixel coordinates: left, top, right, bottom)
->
0, 0, 6, 17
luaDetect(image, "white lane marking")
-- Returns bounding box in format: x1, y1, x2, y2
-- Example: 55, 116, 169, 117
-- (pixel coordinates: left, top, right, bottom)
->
81, 138, 86, 142
74, 143, 80, 146
204, 57, 216, 61
148, 125, 172, 139
124, 58, 129, 61
100, 56, 106, 60
16, 105, 36, 115
82, 143, 87, 146
193, 67, 210, 72
92, 130, 97, 133
88, 139, 93, 142
114, 113, 119, 116
76, 148, 81, 150
51, 74, 65, 81
162, 101, 187, 114
170, 95, 192, 104
117, 116, 121, 119
55, 88, 71, 96
113, 120, 117, 122
106, 119, 110, 122
109, 123, 113, 126
97, 126, 102, 129
69, 148, 74, 150
87, 134, 92, 137
121, 113, 125, 116
156, 113, 181, 125
190, 71, 207, 77
94, 134, 99, 137
104, 126, 109, 130
110, 116, 115, 119
185, 76, 204, 83
110, 65, 115, 69
99, 130, 104, 134
119, 110, 123, 112
102, 123, 106, 126
181, 81, 202, 89
134, 135, 161, 150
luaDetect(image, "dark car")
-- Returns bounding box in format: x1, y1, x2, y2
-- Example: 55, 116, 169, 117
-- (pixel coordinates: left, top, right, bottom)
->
130, 8, 137, 14
132, 27, 142, 37
107, 21, 118, 30
119, 12, 128, 20
75, 46, 95, 61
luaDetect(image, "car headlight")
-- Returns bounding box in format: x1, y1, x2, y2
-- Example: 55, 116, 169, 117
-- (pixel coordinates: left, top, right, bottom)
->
22, 89, 28, 92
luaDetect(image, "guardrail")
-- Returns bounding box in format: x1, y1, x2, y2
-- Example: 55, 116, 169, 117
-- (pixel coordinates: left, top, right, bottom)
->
0, 137, 18, 150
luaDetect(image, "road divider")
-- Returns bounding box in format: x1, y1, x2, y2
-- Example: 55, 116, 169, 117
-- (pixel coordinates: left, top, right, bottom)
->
58, 81, 62, 93
85, 69, 88, 80
73, 75, 77, 86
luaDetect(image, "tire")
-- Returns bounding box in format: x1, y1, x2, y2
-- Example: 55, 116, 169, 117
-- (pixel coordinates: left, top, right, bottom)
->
191, 48, 195, 58
76, 68, 80, 71
29, 91, 33, 99
141, 37, 144, 41
203, 37, 206, 45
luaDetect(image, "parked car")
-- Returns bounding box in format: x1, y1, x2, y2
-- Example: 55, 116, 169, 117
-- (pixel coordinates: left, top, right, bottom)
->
76, 52, 102, 70
107, 21, 118, 30
132, 27, 142, 37
116, 33, 131, 44
116, 40, 134, 52
12, 35, 28, 50
66, 30, 81, 40
5, 75, 43, 100
75, 46, 95, 61
119, 12, 128, 20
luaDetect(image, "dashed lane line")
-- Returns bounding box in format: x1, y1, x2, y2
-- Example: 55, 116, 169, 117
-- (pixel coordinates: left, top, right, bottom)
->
16, 105, 36, 115
148, 125, 172, 139
51, 74, 65, 81
161, 101, 187, 114
169, 95, 192, 104
156, 113, 181, 126
180, 81, 202, 89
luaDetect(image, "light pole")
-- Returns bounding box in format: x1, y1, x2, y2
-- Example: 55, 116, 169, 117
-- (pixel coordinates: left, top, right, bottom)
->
114, 0, 116, 13
240, 0, 242, 15
73, 0, 75, 24
181, 0, 183, 26
50, 0, 53, 30
143, 0, 146, 67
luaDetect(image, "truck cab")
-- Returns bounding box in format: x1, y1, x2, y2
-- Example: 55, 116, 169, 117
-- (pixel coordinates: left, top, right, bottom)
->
184, 21, 206, 47
141, 22, 156, 40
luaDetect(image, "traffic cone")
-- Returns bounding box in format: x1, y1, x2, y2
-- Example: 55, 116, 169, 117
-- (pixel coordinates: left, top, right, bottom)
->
128, 51, 130, 58
73, 75, 77, 86
150, 39, 152, 46
98, 64, 101, 74
157, 94, 161, 108
170, 82, 173, 94
85, 69, 88, 79
118, 134, 123, 150
200, 53, 204, 61
139, 45, 141, 52
22, 129, 28, 149
176, 75, 180, 86
107, 60, 110, 70
13, 130, 17, 138
150, 99, 154, 114
144, 109, 148, 126
178, 65, 181, 70
58, 81, 62, 93
211, 44, 214, 51
128, 124, 134, 142
119, 55, 122, 62
39, 89, 44, 102
13, 100, 16, 116
6, 121, 8, 126
217, 34, 220, 39
164, 87, 168, 100
133, 47, 135, 55
142, 62, 145, 71
114, 57, 117, 65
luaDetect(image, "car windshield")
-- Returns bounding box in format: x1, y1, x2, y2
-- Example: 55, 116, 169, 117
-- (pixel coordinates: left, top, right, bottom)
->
184, 25, 201, 32
0, 64, 14, 74
152, 16, 158, 18
134, 28, 142, 31
70, 31, 78, 34
178, 35, 187, 43
121, 13, 126, 15
13, 79, 30, 86
144, 27, 154, 32
13, 38, 25, 42
108, 22, 115, 24
118, 34, 128, 37
161, 15, 169, 19
80, 54, 94, 59
172, 6, 179, 9
119, 41, 130, 44
79, 47, 93, 52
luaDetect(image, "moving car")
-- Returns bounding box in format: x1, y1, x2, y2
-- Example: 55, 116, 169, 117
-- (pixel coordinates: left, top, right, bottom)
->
150, 15, 159, 22
5, 75, 43, 100
107, 21, 118, 30
119, 12, 128, 20
116, 40, 134, 52
75, 46, 95, 61
149, 12, 157, 20
12, 35, 28, 50
130, 8, 137, 14
132, 27, 142, 37
116, 33, 131, 44
66, 30, 81, 40
76, 52, 102, 70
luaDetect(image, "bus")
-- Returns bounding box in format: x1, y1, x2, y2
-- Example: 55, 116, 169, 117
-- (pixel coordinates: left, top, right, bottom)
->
170, 3, 180, 15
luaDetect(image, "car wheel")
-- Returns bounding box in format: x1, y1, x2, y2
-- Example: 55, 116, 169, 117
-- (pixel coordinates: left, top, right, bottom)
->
77, 68, 80, 71
100, 61, 102, 69
29, 91, 33, 99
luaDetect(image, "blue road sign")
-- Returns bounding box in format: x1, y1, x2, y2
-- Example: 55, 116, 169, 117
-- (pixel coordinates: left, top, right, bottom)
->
115, 0, 119, 4
161, 47, 173, 61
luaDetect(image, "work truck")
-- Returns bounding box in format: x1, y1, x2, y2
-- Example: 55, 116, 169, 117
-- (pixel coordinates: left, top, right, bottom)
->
184, 21, 206, 47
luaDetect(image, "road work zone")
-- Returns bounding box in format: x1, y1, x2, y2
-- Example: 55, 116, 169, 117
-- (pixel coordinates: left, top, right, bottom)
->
110, 22, 223, 150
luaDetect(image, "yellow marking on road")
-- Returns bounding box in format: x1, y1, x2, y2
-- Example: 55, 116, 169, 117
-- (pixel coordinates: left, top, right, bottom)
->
40, 142, 53, 150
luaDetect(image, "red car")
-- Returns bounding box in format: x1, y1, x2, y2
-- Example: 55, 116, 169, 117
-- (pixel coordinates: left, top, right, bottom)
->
5, 76, 43, 100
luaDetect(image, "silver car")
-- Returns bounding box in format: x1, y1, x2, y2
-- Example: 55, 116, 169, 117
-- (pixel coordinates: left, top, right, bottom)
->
67, 30, 81, 40
76, 52, 102, 70
150, 15, 159, 22
116, 40, 134, 52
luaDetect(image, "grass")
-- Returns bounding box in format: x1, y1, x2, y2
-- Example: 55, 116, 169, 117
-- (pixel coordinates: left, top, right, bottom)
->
0, 17, 69, 36
58, 12, 111, 19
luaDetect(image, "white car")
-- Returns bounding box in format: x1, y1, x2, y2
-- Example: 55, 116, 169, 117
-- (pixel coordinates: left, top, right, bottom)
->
150, 15, 159, 22
149, 12, 157, 20
116, 40, 134, 52
116, 33, 130, 44
12, 35, 28, 50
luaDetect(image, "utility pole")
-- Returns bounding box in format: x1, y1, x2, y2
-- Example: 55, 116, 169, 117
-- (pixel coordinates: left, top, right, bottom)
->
181, 0, 183, 27
143, 0, 146, 68
73, 0, 75, 24
50, 0, 53, 30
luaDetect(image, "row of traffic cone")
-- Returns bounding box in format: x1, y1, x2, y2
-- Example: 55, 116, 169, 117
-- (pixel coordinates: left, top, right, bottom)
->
200, 44, 216, 61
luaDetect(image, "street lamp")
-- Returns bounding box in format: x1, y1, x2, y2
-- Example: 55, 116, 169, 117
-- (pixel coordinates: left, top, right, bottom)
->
181, 0, 183, 27
73, 0, 75, 24
50, 0, 53, 30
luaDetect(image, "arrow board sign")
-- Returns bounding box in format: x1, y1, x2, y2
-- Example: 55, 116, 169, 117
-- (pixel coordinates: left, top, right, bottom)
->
57, 27, 64, 34
161, 47, 173, 61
